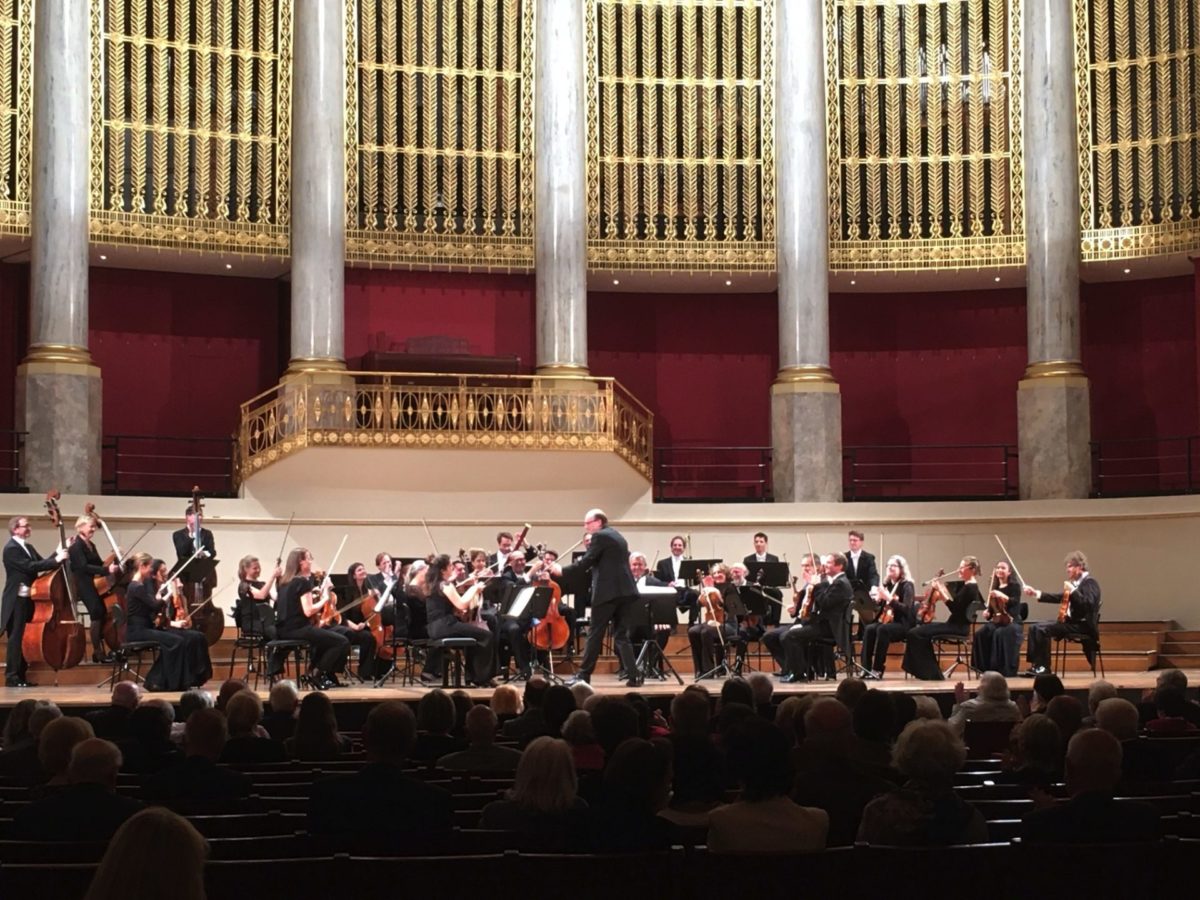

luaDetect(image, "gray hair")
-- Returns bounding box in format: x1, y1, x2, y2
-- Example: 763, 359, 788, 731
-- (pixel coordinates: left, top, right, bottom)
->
1095, 697, 1140, 741
269, 679, 300, 712
977, 671, 1011, 703
892, 719, 966, 783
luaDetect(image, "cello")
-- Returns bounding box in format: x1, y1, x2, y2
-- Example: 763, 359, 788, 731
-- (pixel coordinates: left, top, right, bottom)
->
527, 559, 570, 652
22, 491, 86, 672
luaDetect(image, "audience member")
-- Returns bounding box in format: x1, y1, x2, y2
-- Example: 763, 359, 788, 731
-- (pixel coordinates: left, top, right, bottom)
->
220, 691, 287, 764
911, 695, 943, 721
773, 696, 811, 747
1093, 696, 1162, 781
490, 684, 524, 725
718, 677, 755, 711
501, 677, 552, 746
437, 705, 523, 773
215, 678, 248, 712
584, 738, 676, 851
86, 682, 141, 741
1031, 673, 1065, 713
1145, 686, 1200, 735
589, 697, 641, 762
119, 701, 183, 775
1, 697, 38, 749
143, 709, 251, 809
287, 692, 351, 761
1044, 694, 1085, 743
1085, 679, 1118, 726
450, 689, 474, 738
14, 738, 143, 841
568, 679, 595, 710
857, 719, 988, 846
308, 701, 452, 839
663, 689, 726, 824
1139, 670, 1200, 729
83, 808, 207, 900
543, 685, 578, 738
997, 714, 1062, 787
480, 736, 588, 839
747, 672, 775, 720
708, 717, 827, 853
561, 710, 605, 772
1021, 729, 1160, 843
172, 689, 214, 743
947, 672, 1021, 736
36, 715, 94, 787
410, 690, 464, 762
835, 677, 869, 710
853, 689, 898, 772
0, 700, 62, 779
261, 680, 300, 742
891, 693, 918, 739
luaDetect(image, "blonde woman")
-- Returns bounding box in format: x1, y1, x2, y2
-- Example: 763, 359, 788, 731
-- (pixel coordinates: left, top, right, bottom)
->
480, 736, 587, 833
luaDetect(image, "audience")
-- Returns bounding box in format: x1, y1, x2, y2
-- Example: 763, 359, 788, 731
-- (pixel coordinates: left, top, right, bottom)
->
773, 695, 812, 747
708, 717, 828, 853
172, 689, 214, 744
912, 695, 943, 721
589, 696, 642, 762
857, 719, 988, 846
1139, 670, 1200, 729
852, 690, 898, 772
490, 684, 524, 725
718, 677, 755, 711
479, 736, 588, 838
36, 715, 95, 787
261, 680, 300, 742
411, 690, 465, 762
437, 705, 523, 773
1031, 673, 1066, 713
0, 700, 62, 779
83, 807, 208, 900
561, 710, 605, 772
542, 685, 578, 738
663, 689, 727, 825
144, 709, 251, 809
501, 677, 552, 746
308, 701, 452, 838
747, 672, 775, 720
119, 701, 183, 775
568, 679, 596, 709
85, 682, 141, 741
450, 689, 474, 738
1085, 679, 1118, 726
835, 677, 869, 710
947, 672, 1022, 736
287, 692, 351, 760
215, 678, 248, 712
1145, 686, 1200, 735
1044, 694, 1085, 742
1021, 729, 1161, 843
220, 691, 287, 764
14, 738, 144, 841
584, 738, 676, 851
1, 697, 39, 750
997, 714, 1062, 787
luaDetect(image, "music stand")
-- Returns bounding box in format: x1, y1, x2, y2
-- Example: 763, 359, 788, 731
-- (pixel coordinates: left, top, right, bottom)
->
631, 587, 684, 685
503, 585, 559, 683
750, 561, 791, 588
681, 560, 722, 585
174, 555, 217, 587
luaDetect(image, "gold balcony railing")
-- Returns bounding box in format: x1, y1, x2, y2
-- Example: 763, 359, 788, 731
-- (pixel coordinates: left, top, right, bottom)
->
237, 371, 654, 484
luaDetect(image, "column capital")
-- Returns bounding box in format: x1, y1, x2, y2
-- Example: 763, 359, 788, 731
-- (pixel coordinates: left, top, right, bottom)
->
1021, 359, 1087, 381
773, 365, 838, 389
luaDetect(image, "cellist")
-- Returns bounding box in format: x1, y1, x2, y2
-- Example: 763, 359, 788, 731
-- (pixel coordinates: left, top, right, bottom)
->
2, 515, 68, 688
70, 515, 121, 664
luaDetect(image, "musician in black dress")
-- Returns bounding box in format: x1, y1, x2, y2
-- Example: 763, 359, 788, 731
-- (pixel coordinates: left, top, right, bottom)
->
71, 515, 121, 663
860, 554, 916, 678
425, 553, 495, 687
317, 565, 378, 681
236, 555, 282, 676
902, 557, 983, 681
276, 548, 349, 690
688, 564, 738, 678
972, 561, 1024, 676
124, 554, 212, 692
1022, 551, 1101, 677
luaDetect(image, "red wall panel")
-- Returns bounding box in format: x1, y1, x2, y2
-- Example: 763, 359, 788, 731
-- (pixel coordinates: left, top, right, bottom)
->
0, 264, 28, 433
88, 267, 282, 438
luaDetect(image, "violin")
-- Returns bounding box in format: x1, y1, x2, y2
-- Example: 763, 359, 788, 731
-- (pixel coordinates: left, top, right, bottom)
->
874, 582, 897, 624
916, 569, 948, 624
1057, 581, 1072, 624
987, 572, 1014, 626
697, 573, 725, 627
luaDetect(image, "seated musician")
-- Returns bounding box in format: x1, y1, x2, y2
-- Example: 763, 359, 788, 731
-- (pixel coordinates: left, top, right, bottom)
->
488, 531, 536, 572
780, 554, 852, 683
902, 557, 982, 681
1021, 551, 1100, 677
124, 553, 212, 692
276, 548, 349, 690
688, 564, 739, 678
71, 514, 121, 664
860, 554, 916, 679
973, 560, 1024, 677
236, 555, 283, 676
497, 550, 534, 679
728, 562, 780, 643
425, 553, 496, 687
310, 562, 378, 681
629, 551, 671, 673
763, 553, 818, 677
366, 553, 405, 630
654, 535, 699, 624
536, 549, 578, 642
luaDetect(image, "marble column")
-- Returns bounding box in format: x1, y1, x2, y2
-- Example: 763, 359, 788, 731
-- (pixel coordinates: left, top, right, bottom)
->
1017, 0, 1091, 499
533, 0, 588, 376
15, 0, 100, 493
770, 0, 841, 501
286, 0, 346, 379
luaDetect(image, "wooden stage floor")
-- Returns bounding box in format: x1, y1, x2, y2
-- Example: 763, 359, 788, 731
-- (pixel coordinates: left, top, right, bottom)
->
3, 669, 1195, 710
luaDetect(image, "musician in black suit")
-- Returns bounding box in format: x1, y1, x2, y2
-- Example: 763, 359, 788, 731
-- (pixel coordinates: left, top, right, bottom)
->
3, 515, 69, 687
781, 554, 852, 682
1021, 550, 1101, 677
629, 551, 672, 669
845, 530, 880, 596
763, 553, 818, 676
71, 515, 122, 663
655, 535, 699, 624
487, 530, 536, 572
553, 509, 640, 687
171, 504, 216, 565
743, 532, 781, 626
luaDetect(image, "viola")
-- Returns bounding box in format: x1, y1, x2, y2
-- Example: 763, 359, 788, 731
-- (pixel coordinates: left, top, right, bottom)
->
22, 490, 86, 671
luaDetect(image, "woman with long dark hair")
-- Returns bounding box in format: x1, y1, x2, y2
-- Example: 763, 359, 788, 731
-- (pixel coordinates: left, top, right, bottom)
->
425, 553, 495, 687
123, 553, 212, 691
972, 560, 1023, 676
276, 548, 349, 690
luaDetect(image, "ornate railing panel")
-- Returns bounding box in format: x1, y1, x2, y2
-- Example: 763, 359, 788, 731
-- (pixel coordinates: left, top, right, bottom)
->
345, 0, 535, 271
0, 0, 31, 238
1079, 0, 1200, 261
825, 0, 1025, 271
239, 372, 653, 482
584, 0, 775, 273
89, 0, 292, 254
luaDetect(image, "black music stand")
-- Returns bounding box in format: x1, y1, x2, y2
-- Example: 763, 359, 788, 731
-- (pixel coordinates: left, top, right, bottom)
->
174, 555, 217, 588
681, 560, 723, 585
503, 585, 559, 683
631, 588, 684, 685
750, 561, 791, 588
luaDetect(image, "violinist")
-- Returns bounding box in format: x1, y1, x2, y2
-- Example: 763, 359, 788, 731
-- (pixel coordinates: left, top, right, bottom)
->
688, 564, 737, 678
972, 561, 1024, 676
70, 515, 121, 664
3, 515, 69, 688
366, 553, 403, 630
1021, 551, 1101, 677
629, 551, 671, 668
426, 553, 496, 687
655, 535, 699, 625
902, 557, 983, 681
860, 554, 916, 679
762, 553, 818, 677
731, 562, 781, 643
276, 548, 349, 690
314, 563, 378, 681
780, 553, 852, 683
124, 554, 212, 691
236, 555, 283, 677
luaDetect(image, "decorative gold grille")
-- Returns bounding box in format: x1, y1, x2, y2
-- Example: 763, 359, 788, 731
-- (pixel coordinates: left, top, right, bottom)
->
1080, 0, 1200, 261
345, 0, 535, 271
89, 0, 292, 255
585, 0, 775, 273
238, 372, 654, 482
825, 0, 1024, 271
0, 0, 31, 238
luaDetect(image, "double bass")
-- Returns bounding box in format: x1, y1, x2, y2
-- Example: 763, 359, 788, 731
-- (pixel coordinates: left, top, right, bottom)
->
84, 502, 139, 652
22, 491, 86, 671
179, 487, 224, 645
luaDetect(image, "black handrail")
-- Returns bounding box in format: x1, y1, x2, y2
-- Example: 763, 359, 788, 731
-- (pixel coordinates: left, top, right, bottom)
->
843, 443, 1019, 501
102, 434, 237, 498
654, 446, 773, 502
0, 430, 27, 493
1091, 435, 1200, 497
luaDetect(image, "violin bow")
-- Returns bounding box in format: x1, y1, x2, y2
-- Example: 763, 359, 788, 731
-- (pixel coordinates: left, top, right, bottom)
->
275, 512, 295, 567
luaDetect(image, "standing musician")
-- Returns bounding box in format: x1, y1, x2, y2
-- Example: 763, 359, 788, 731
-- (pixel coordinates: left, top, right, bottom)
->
743, 532, 781, 627
487, 531, 535, 572
236, 555, 283, 676
780, 553, 852, 683
1021, 551, 1100, 677
3, 515, 69, 688
845, 530, 881, 598
553, 509, 640, 688
860, 554, 916, 678
762, 553, 818, 677
171, 503, 216, 565
276, 548, 349, 690
688, 564, 739, 678
655, 535, 699, 624
973, 561, 1024, 677
426, 553, 496, 687
70, 515, 122, 664
902, 557, 983, 681
124, 554, 212, 691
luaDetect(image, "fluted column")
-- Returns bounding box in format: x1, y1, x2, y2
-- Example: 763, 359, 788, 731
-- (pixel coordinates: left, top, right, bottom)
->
286, 0, 346, 377
15, 0, 100, 493
533, 0, 588, 376
1017, 0, 1091, 498
770, 0, 841, 501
